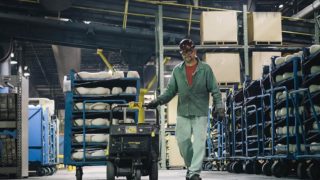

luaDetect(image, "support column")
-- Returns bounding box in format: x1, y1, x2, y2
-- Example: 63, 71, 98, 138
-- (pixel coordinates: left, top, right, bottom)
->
243, 4, 250, 77
315, 11, 320, 44
155, 5, 166, 170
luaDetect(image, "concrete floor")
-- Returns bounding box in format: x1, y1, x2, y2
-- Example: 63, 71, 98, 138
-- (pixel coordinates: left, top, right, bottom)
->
10, 166, 298, 180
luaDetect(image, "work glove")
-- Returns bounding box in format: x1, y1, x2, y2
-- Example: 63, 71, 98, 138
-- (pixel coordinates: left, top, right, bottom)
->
211, 105, 225, 122
146, 100, 160, 109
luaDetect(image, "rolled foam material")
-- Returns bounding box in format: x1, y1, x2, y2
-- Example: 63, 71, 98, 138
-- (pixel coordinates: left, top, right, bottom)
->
91, 134, 109, 143
74, 118, 92, 126
91, 149, 105, 157
111, 87, 123, 95
91, 118, 110, 126
282, 72, 293, 80
125, 87, 137, 94
310, 142, 320, 152
74, 102, 92, 110
74, 134, 92, 143
275, 75, 283, 82
309, 84, 320, 93
310, 45, 320, 55
284, 55, 294, 62
311, 66, 320, 74
275, 57, 285, 66
113, 71, 125, 78
77, 71, 112, 79
127, 71, 140, 78
89, 103, 110, 110
76, 87, 110, 95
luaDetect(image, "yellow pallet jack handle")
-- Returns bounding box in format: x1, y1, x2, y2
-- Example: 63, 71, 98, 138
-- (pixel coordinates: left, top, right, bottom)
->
97, 49, 171, 123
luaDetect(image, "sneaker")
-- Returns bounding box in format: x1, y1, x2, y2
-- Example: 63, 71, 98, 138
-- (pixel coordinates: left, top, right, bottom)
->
190, 174, 202, 180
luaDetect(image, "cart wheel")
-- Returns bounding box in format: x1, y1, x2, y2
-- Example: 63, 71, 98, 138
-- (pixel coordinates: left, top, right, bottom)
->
307, 162, 320, 180
76, 167, 83, 180
253, 161, 262, 175
149, 161, 158, 180
232, 161, 243, 174
52, 166, 57, 173
134, 169, 141, 180
262, 161, 272, 176
36, 167, 45, 176
271, 160, 288, 178
244, 161, 254, 174
47, 167, 54, 176
43, 167, 49, 176
204, 162, 213, 171
106, 161, 115, 180
226, 162, 232, 172
297, 162, 307, 179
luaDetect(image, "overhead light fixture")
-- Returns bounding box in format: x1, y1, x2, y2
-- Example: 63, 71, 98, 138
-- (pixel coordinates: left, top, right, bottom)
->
23, 66, 30, 77
83, 21, 91, 24
10, 52, 14, 58
279, 4, 284, 8
23, 72, 30, 77
10, 60, 17, 65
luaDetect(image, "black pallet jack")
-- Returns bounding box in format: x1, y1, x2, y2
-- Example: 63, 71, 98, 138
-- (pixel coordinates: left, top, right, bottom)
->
106, 102, 159, 180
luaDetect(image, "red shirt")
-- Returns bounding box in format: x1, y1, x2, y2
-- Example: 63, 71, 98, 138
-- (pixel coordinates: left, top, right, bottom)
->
185, 63, 197, 86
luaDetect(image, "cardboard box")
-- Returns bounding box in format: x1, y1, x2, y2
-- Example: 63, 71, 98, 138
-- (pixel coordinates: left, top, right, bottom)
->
166, 135, 185, 167
252, 52, 281, 80
204, 53, 241, 83
248, 12, 282, 43
200, 11, 238, 44
167, 96, 178, 125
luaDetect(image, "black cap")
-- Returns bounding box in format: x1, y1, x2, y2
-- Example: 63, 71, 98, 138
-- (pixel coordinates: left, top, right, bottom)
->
179, 39, 195, 51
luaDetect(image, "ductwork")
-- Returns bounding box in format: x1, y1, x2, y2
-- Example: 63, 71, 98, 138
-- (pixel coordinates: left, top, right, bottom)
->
292, 0, 320, 18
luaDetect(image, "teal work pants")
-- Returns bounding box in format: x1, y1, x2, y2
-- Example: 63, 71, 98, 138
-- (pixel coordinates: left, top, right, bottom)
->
175, 116, 208, 177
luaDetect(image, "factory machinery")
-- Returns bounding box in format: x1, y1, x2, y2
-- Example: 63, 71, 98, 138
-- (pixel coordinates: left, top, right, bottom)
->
222, 45, 320, 180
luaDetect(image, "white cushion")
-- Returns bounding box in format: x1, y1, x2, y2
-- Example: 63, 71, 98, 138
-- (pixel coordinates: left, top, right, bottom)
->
76, 87, 90, 94
112, 87, 123, 95
125, 87, 137, 94
127, 71, 140, 78
90, 103, 109, 110
91, 150, 105, 157
113, 71, 125, 78
74, 118, 92, 126
91, 118, 110, 126
275, 75, 283, 82
310, 45, 320, 55
282, 72, 293, 80
91, 87, 110, 95
91, 134, 109, 143
74, 102, 92, 110
275, 57, 285, 66
285, 55, 294, 62
311, 66, 320, 74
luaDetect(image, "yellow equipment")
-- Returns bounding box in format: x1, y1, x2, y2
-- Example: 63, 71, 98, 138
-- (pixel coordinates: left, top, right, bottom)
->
97, 49, 171, 123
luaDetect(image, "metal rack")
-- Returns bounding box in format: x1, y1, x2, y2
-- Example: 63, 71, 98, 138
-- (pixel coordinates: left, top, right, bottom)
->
225, 46, 320, 180
64, 70, 140, 179
0, 75, 29, 178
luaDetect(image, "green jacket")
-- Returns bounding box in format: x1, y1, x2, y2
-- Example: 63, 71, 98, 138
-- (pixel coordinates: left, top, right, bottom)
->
157, 60, 222, 117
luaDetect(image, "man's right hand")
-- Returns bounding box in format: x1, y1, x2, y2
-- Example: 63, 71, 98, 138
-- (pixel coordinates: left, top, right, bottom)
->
145, 100, 160, 109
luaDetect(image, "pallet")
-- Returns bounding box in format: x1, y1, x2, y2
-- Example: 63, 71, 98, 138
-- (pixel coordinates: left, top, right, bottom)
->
201, 41, 238, 45
252, 41, 282, 45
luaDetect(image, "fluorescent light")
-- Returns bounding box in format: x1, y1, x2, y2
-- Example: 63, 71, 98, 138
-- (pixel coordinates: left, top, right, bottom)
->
83, 21, 91, 24
10, 52, 14, 58
10, 60, 17, 65
23, 72, 30, 77
279, 4, 283, 8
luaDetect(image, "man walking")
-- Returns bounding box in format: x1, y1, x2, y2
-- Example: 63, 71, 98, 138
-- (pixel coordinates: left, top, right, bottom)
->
146, 39, 224, 180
